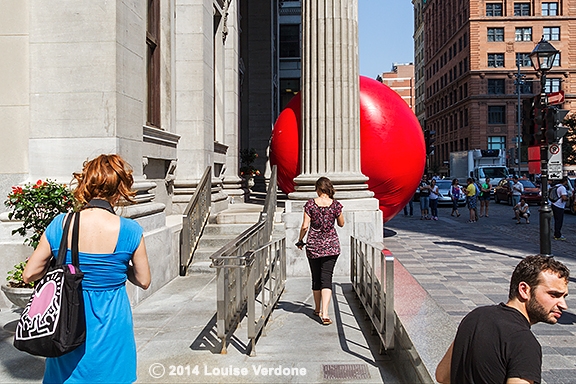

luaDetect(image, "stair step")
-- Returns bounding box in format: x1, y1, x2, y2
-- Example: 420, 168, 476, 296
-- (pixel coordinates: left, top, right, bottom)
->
202, 223, 253, 236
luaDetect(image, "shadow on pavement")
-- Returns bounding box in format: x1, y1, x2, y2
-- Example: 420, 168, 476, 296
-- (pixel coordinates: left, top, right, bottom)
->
189, 313, 248, 355
432, 240, 518, 258
558, 311, 576, 325
333, 282, 402, 383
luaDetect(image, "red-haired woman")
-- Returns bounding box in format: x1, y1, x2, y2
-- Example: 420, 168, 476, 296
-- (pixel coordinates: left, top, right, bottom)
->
24, 154, 150, 383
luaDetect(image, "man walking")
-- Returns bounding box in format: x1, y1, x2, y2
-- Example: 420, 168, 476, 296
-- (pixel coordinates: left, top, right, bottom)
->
551, 177, 569, 241
435, 255, 569, 384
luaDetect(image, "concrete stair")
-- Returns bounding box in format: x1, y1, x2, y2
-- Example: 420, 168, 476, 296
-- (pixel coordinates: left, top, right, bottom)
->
186, 202, 286, 274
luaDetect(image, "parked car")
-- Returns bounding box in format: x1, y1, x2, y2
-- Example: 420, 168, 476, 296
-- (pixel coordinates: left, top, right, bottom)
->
494, 178, 541, 205
435, 180, 466, 206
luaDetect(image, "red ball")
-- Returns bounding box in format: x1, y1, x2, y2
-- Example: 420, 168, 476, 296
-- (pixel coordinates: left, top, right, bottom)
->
270, 76, 426, 222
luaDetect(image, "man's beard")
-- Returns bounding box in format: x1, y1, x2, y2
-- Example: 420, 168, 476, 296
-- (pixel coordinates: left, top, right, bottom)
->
527, 293, 556, 324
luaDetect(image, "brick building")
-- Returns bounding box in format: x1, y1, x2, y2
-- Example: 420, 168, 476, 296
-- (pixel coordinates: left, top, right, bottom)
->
377, 63, 416, 112
423, 0, 576, 175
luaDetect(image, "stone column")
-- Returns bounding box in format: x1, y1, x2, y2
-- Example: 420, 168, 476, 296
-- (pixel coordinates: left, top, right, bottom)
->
291, 0, 372, 198
284, 0, 382, 277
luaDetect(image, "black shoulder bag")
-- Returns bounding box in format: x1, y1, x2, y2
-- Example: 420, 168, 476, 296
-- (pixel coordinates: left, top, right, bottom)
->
14, 212, 86, 357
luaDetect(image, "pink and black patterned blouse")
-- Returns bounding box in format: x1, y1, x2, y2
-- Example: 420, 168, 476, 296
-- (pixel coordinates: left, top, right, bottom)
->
304, 198, 343, 259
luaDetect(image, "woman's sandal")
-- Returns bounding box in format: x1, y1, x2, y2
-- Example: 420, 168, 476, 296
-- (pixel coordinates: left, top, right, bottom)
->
322, 318, 332, 325
313, 310, 322, 317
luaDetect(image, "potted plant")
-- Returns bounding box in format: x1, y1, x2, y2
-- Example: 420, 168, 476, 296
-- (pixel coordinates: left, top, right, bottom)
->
2, 179, 75, 307
239, 148, 261, 189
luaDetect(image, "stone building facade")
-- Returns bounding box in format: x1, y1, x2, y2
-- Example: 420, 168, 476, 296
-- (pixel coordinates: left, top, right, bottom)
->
0, 0, 261, 307
423, 0, 576, 175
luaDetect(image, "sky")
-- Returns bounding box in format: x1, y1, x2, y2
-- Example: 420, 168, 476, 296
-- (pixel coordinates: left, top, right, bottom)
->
358, 0, 415, 78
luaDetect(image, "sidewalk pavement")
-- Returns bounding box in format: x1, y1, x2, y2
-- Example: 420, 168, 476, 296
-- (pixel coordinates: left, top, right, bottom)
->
385, 202, 576, 384
1, 201, 575, 383
0, 274, 405, 383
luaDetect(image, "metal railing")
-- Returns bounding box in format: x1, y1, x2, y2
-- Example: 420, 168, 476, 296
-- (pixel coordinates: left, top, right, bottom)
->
350, 236, 395, 351
210, 166, 285, 355
180, 166, 211, 276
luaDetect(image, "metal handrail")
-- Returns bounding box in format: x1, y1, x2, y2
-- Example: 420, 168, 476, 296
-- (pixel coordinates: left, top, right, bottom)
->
210, 165, 285, 355
350, 236, 395, 351
179, 166, 211, 276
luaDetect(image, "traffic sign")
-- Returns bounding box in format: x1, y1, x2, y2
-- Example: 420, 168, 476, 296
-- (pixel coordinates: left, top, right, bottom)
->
547, 90, 565, 106
548, 141, 563, 180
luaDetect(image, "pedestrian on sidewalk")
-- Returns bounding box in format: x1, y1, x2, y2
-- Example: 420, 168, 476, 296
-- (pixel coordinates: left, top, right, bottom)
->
435, 255, 569, 384
511, 175, 524, 207
479, 177, 492, 217
464, 178, 477, 223
551, 177, 569, 241
23, 154, 151, 384
448, 178, 461, 217
514, 197, 530, 224
296, 177, 344, 326
419, 175, 431, 220
429, 179, 439, 220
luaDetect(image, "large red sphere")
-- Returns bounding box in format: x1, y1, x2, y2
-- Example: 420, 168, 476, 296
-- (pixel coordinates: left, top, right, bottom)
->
270, 76, 425, 222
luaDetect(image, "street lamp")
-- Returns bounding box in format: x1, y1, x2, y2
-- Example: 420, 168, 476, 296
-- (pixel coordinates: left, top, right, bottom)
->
529, 37, 559, 256
514, 58, 525, 177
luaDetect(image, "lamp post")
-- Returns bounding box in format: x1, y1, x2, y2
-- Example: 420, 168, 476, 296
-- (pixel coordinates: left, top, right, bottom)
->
514, 58, 525, 177
529, 37, 559, 256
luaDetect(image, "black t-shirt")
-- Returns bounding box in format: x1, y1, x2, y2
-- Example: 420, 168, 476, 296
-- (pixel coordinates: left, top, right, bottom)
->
451, 303, 542, 383
419, 181, 430, 196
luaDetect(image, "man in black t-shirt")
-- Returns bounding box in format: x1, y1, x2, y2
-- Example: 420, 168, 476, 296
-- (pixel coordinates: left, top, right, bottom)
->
436, 255, 570, 384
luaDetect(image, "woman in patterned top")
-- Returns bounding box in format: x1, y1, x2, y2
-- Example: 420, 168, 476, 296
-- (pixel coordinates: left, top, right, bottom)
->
296, 177, 345, 325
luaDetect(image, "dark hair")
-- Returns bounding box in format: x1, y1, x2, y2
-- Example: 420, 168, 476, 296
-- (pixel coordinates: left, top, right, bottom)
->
509, 255, 570, 300
452, 178, 459, 185
73, 154, 136, 206
315, 177, 335, 199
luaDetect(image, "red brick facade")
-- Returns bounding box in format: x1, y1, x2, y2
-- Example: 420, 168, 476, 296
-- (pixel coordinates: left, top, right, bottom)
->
423, 0, 576, 175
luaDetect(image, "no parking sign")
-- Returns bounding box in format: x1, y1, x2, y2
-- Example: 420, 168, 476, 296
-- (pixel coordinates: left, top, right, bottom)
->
548, 142, 563, 180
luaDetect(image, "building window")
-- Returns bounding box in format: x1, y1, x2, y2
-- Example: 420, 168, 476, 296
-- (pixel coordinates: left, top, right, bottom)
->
514, 3, 530, 16
488, 79, 505, 94
553, 53, 560, 67
515, 53, 531, 67
542, 2, 558, 16
543, 27, 560, 40
486, 3, 503, 16
545, 78, 561, 93
488, 53, 505, 67
515, 27, 532, 41
146, 0, 160, 128
488, 106, 506, 124
488, 136, 506, 150
488, 28, 504, 42
279, 24, 300, 58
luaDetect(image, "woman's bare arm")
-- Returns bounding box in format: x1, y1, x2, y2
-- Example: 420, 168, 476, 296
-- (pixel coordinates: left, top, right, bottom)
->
23, 234, 53, 283
127, 237, 151, 289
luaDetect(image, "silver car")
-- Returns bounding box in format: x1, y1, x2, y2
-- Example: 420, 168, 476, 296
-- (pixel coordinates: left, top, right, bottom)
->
435, 180, 466, 206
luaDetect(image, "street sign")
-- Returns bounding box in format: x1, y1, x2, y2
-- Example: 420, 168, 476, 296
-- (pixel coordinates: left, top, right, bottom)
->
547, 90, 565, 106
548, 142, 563, 180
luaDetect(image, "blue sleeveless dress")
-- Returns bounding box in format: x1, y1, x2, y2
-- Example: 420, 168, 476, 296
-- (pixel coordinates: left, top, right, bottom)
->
42, 213, 143, 384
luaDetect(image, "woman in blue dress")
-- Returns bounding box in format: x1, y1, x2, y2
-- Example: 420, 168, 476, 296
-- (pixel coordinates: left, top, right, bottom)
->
23, 154, 151, 383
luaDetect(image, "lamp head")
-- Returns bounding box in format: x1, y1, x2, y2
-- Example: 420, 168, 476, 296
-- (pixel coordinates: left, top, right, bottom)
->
530, 37, 559, 72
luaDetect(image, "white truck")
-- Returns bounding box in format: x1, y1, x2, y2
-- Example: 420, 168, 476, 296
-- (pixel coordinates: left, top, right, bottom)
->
449, 149, 509, 191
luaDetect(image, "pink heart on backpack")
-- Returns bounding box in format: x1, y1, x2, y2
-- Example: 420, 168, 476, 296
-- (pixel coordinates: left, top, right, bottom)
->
28, 281, 57, 318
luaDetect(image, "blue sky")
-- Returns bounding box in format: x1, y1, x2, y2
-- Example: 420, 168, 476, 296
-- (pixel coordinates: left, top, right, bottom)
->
358, 0, 414, 78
